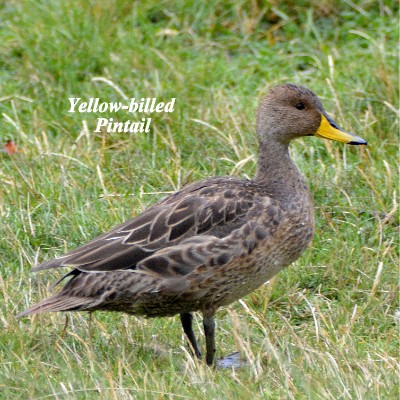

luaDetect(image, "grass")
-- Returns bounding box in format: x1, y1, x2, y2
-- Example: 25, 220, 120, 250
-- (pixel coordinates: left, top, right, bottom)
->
0, 0, 398, 399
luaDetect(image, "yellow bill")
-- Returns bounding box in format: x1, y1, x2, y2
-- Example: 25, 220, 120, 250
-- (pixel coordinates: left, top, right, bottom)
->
316, 114, 367, 145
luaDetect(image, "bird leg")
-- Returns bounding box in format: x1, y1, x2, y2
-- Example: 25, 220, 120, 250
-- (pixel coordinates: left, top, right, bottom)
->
180, 312, 202, 359
203, 313, 216, 366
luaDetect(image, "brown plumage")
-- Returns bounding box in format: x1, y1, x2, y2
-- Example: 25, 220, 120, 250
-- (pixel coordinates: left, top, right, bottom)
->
17, 84, 367, 365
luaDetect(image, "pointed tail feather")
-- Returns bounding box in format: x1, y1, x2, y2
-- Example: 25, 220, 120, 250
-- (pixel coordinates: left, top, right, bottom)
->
16, 295, 93, 318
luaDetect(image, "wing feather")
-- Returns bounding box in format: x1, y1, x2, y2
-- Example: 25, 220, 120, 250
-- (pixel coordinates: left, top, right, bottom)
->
33, 177, 256, 274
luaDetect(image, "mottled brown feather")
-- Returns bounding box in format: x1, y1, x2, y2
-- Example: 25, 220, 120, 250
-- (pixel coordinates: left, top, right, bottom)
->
33, 177, 255, 274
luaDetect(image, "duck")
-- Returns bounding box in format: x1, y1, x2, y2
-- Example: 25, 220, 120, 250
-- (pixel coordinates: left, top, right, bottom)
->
17, 84, 367, 366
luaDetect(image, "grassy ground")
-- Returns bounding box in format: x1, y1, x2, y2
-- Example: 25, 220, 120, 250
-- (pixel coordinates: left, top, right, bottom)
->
0, 1, 398, 399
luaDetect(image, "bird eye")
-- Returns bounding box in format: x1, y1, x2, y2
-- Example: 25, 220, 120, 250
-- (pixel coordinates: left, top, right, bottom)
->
296, 103, 305, 110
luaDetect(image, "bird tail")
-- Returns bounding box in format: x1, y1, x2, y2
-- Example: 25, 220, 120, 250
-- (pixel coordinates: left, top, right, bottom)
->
16, 294, 92, 318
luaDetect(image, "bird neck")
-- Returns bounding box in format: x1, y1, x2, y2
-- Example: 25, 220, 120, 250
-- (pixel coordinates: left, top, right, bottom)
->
255, 139, 310, 205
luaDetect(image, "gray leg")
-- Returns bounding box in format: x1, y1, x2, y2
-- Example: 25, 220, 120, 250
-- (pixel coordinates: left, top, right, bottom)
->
180, 313, 202, 359
203, 315, 216, 366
